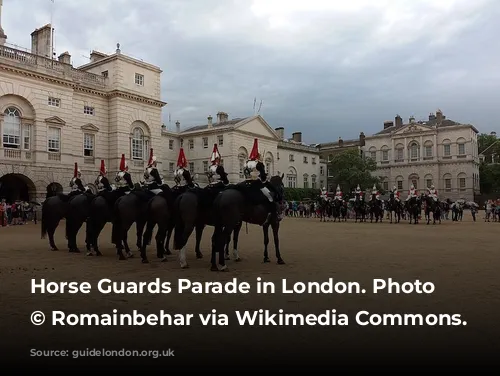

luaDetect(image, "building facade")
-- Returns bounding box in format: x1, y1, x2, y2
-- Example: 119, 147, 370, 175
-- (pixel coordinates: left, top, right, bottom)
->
362, 111, 480, 201
0, 18, 165, 201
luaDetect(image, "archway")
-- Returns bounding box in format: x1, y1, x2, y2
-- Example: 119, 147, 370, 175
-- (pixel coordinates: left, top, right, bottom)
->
0, 173, 36, 202
46, 182, 63, 198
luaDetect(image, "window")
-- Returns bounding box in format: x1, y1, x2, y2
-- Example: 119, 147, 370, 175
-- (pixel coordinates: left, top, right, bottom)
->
396, 147, 404, 161
370, 151, 376, 160
303, 156, 308, 163
217, 135, 224, 146
426, 179, 432, 188
383, 181, 389, 191
397, 180, 403, 190
409, 142, 419, 160
382, 150, 389, 161
23, 124, 31, 150
459, 178, 466, 189
287, 175, 296, 188
411, 179, 418, 189
2, 107, 21, 148
203, 137, 208, 148
425, 145, 433, 157
239, 158, 245, 179
458, 143, 465, 155
48, 97, 60, 107
289, 154, 294, 162
312, 157, 316, 164
83, 133, 94, 157
189, 162, 194, 172
169, 162, 174, 172
169, 140, 174, 150
303, 174, 309, 188
102, 71, 108, 78
320, 166, 324, 175
188, 139, 194, 149
311, 175, 317, 189
445, 178, 452, 190
444, 144, 451, 156
180, 139, 184, 148
203, 161, 208, 172
48, 127, 61, 152
83, 106, 95, 115
135, 73, 144, 86
131, 127, 145, 160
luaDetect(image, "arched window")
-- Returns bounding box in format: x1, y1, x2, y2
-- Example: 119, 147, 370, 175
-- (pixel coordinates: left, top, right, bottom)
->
131, 127, 145, 160
395, 143, 404, 162
457, 137, 466, 156
395, 175, 404, 190
408, 141, 420, 160
2, 107, 21, 149
443, 173, 452, 191
442, 139, 451, 157
457, 172, 467, 191
381, 145, 389, 161
409, 174, 419, 189
369, 146, 377, 160
424, 140, 433, 158
424, 174, 433, 188
303, 173, 309, 188
287, 167, 297, 188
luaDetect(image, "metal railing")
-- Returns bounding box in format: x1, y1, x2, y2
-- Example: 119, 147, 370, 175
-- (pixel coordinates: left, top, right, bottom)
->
0, 45, 106, 87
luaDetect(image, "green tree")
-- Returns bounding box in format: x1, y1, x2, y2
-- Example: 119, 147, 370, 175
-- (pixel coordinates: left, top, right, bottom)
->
328, 149, 380, 193
478, 133, 498, 154
478, 133, 500, 193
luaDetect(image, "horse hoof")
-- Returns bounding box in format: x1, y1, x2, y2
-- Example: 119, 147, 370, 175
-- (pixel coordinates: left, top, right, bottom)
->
157, 254, 164, 259
180, 264, 189, 269
69, 248, 81, 253
210, 265, 218, 271
166, 250, 172, 255
50, 247, 58, 251
142, 259, 149, 264
126, 253, 134, 258
218, 265, 229, 272
263, 258, 270, 263
95, 251, 102, 257
161, 257, 168, 263
235, 257, 241, 262
86, 251, 93, 256
277, 259, 286, 265
196, 253, 203, 259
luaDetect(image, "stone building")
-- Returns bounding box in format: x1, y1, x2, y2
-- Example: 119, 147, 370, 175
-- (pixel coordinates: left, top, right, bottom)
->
0, 12, 165, 201
362, 110, 480, 201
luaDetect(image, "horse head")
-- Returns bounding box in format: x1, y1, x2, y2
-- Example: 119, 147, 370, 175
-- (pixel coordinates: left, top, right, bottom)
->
269, 174, 285, 202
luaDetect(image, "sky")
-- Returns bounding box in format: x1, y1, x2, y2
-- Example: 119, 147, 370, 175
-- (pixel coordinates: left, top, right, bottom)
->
2, 0, 500, 143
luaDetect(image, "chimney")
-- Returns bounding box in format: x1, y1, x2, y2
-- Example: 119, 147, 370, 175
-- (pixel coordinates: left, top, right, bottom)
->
338, 137, 344, 147
395, 115, 403, 128
216, 111, 228, 123
31, 24, 52, 58
90, 50, 108, 63
207, 115, 213, 128
359, 132, 365, 146
275, 127, 284, 139
58, 51, 71, 64
436, 109, 443, 124
292, 132, 302, 143
175, 121, 180, 133
383, 121, 394, 129
409, 116, 415, 124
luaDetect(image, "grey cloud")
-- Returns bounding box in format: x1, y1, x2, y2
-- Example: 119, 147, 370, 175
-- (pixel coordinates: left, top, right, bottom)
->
2, 0, 500, 142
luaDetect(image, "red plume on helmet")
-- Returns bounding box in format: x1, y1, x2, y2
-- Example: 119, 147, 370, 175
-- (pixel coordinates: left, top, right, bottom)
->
177, 148, 188, 168
249, 138, 259, 160
100, 160, 106, 176
73, 163, 79, 178
119, 154, 127, 172
147, 148, 154, 166
210, 144, 221, 165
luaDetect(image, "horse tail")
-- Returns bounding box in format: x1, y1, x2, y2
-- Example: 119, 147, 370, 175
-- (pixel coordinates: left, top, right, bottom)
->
173, 195, 185, 250
41, 199, 49, 239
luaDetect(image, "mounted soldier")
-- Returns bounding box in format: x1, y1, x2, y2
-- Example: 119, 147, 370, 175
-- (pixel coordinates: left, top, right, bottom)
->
426, 184, 438, 202
354, 184, 363, 199
115, 154, 135, 191
207, 143, 229, 187
369, 184, 381, 201
143, 148, 169, 194
69, 163, 90, 197
241, 138, 281, 224
174, 148, 197, 189
334, 185, 343, 201
96, 160, 113, 192
320, 186, 329, 201
406, 183, 418, 201
391, 186, 400, 202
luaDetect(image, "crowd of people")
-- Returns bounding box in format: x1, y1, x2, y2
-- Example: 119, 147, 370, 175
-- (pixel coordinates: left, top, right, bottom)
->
0, 199, 36, 226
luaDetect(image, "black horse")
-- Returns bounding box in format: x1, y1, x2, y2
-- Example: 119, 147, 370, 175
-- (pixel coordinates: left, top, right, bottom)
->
141, 169, 196, 264
211, 174, 285, 271
424, 195, 441, 225
368, 195, 383, 223
405, 195, 421, 224
331, 199, 344, 222
318, 197, 332, 222
85, 172, 135, 256
41, 178, 95, 252
387, 192, 402, 224
353, 193, 367, 223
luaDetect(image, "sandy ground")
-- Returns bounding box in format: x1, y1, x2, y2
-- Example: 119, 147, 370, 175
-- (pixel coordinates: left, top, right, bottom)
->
0, 214, 498, 369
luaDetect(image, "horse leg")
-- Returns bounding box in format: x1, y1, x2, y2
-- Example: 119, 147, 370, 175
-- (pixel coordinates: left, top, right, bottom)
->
71, 219, 85, 253
123, 232, 132, 256
263, 223, 271, 263
92, 220, 105, 257
427, 210, 430, 225
164, 226, 173, 255
139, 221, 154, 263
47, 221, 59, 251
218, 226, 230, 272
85, 219, 93, 255
231, 222, 242, 262
194, 223, 204, 259
66, 219, 80, 253
133, 221, 146, 257
272, 221, 284, 265
155, 223, 168, 262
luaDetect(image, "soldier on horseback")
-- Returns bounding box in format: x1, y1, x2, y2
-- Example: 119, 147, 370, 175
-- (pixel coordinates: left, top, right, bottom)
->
369, 184, 380, 201
96, 160, 113, 192
391, 186, 400, 202
406, 183, 418, 201
144, 148, 169, 193
320, 187, 329, 201
426, 184, 438, 202
354, 184, 363, 199
69, 163, 90, 197
174, 148, 197, 188
207, 143, 229, 187
334, 185, 343, 201
115, 154, 135, 191
242, 138, 281, 225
